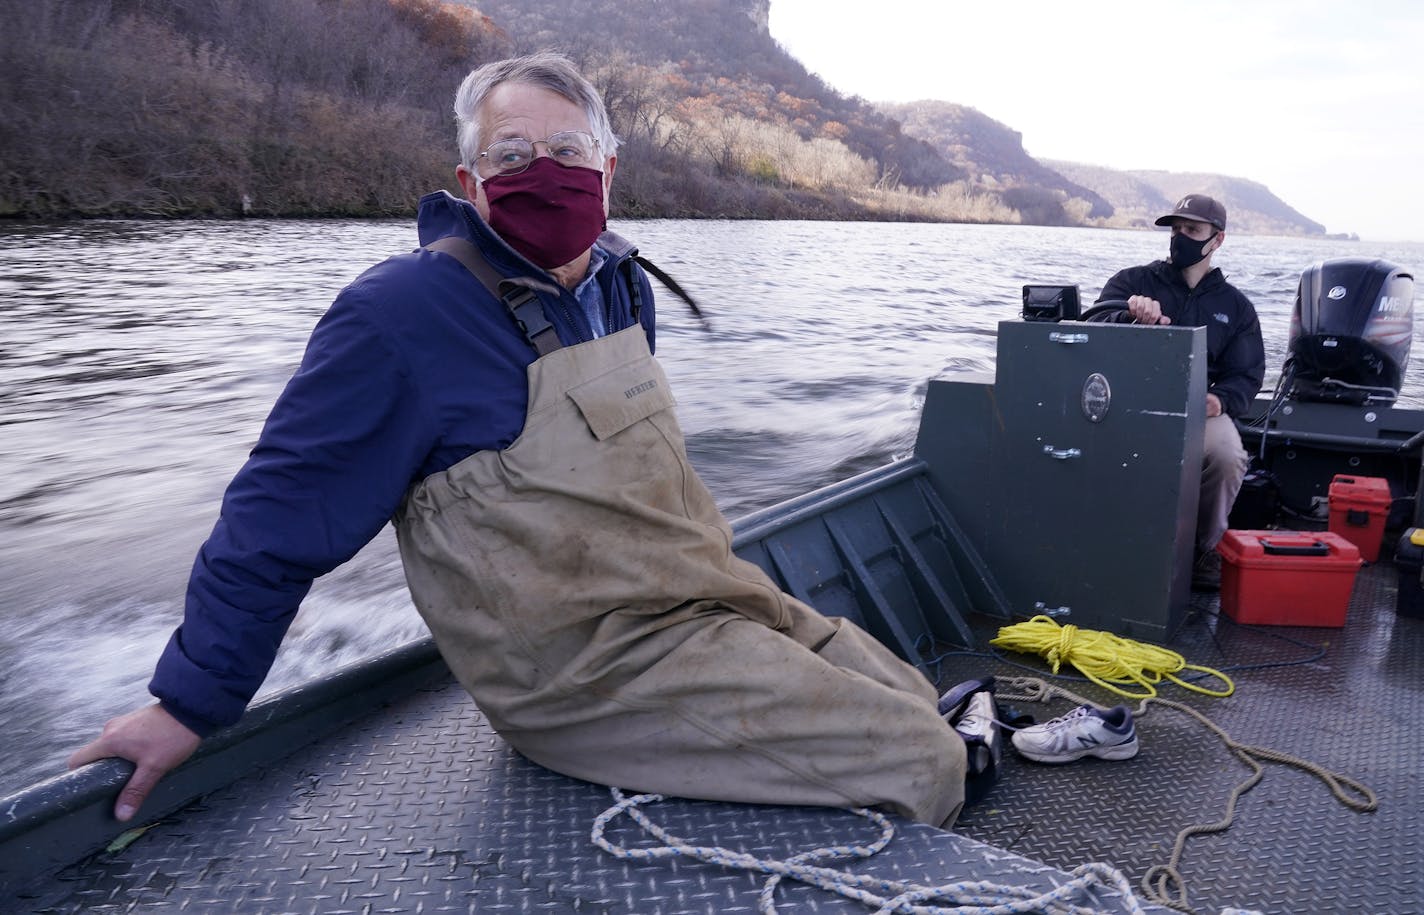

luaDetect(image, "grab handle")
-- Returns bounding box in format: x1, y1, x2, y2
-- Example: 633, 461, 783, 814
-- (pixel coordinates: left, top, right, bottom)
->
1260, 538, 1330, 557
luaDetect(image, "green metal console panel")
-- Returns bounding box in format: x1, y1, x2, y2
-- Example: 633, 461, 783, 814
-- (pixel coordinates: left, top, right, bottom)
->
916, 321, 1206, 642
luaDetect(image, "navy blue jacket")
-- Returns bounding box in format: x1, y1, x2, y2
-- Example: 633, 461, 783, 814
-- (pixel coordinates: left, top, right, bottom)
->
150, 191, 657, 735
1098, 261, 1265, 417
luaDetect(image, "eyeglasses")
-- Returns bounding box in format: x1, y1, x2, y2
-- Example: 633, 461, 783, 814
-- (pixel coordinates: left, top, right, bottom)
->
476, 131, 600, 176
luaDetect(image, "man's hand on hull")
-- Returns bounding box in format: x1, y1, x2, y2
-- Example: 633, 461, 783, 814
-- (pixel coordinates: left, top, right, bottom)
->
68, 703, 202, 822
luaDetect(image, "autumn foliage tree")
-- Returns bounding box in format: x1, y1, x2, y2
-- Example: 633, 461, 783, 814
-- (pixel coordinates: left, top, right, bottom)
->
0, 0, 509, 217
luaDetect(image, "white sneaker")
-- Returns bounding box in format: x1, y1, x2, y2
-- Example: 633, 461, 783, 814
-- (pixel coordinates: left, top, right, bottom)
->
1010, 704, 1139, 764
938, 678, 1002, 783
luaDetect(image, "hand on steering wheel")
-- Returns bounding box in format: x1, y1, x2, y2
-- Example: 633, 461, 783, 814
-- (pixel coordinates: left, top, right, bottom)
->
1078, 297, 1171, 325
1078, 298, 1132, 322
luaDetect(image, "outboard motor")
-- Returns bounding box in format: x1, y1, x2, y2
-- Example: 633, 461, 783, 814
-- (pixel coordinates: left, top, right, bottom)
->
1286, 257, 1415, 405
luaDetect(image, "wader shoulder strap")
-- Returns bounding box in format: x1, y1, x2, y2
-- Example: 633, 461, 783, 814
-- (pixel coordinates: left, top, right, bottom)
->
425, 235, 562, 356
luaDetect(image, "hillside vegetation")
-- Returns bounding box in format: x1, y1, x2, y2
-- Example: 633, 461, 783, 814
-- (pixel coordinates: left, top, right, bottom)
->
1, 0, 508, 217
0, 0, 1325, 235
1045, 161, 1328, 235
877, 100, 1111, 224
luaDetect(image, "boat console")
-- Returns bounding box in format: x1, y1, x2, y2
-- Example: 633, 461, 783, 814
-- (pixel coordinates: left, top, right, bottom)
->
918, 313, 1205, 642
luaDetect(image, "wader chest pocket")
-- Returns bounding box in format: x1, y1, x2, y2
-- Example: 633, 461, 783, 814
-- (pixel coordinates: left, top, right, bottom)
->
568, 358, 676, 440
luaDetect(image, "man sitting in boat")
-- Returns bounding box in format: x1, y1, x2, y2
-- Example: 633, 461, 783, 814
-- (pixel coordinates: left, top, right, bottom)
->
1094, 194, 1266, 590
68, 52, 970, 829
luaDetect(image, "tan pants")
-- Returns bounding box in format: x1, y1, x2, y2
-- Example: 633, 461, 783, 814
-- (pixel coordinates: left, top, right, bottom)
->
1200, 413, 1249, 552
395, 326, 965, 826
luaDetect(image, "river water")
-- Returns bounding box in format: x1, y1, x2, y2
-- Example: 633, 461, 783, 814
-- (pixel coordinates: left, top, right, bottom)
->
3, 217, 1421, 795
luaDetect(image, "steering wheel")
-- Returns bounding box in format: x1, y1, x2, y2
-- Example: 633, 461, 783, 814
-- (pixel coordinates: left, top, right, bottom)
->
1077, 299, 1132, 323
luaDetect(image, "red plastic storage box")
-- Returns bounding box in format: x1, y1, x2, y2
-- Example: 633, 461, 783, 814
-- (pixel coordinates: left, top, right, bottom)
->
1216, 530, 1362, 627
1327, 474, 1392, 562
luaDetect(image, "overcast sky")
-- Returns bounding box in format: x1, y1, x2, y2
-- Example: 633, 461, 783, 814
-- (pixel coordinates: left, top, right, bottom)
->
768, 0, 1424, 242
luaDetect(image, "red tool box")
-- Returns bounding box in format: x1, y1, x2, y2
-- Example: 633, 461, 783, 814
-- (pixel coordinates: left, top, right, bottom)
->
1327, 474, 1392, 562
1216, 530, 1362, 627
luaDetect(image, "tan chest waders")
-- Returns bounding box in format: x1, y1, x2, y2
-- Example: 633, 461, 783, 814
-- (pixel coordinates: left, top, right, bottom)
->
396, 242, 965, 825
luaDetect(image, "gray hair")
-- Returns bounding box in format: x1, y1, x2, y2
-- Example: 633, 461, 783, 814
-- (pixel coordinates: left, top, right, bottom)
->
454, 52, 619, 170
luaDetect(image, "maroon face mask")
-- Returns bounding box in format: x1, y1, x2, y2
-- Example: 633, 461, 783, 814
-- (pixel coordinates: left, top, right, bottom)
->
483, 157, 607, 270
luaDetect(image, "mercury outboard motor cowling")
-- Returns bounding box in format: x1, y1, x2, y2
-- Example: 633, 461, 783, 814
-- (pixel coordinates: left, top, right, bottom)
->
1287, 257, 1415, 405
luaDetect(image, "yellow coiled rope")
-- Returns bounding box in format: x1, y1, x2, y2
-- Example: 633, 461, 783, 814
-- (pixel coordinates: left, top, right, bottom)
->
990, 614, 1234, 699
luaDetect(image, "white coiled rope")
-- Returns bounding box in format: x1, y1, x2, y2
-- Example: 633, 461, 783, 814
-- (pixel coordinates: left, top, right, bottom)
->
592, 787, 1147, 914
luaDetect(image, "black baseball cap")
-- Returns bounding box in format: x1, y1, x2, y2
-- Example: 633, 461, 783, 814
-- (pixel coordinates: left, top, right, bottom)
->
1154, 194, 1227, 232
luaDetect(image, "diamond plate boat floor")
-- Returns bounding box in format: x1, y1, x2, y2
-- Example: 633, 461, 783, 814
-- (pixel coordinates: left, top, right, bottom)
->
11, 689, 1162, 912
954, 562, 1422, 915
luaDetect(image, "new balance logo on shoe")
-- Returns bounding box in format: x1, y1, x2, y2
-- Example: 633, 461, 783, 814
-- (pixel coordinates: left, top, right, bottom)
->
1010, 704, 1139, 764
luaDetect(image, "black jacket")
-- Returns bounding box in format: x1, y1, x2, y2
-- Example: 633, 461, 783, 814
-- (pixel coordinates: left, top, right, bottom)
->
1097, 261, 1265, 417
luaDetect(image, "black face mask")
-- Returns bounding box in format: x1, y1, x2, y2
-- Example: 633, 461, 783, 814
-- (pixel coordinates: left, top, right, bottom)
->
1170, 230, 1217, 269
